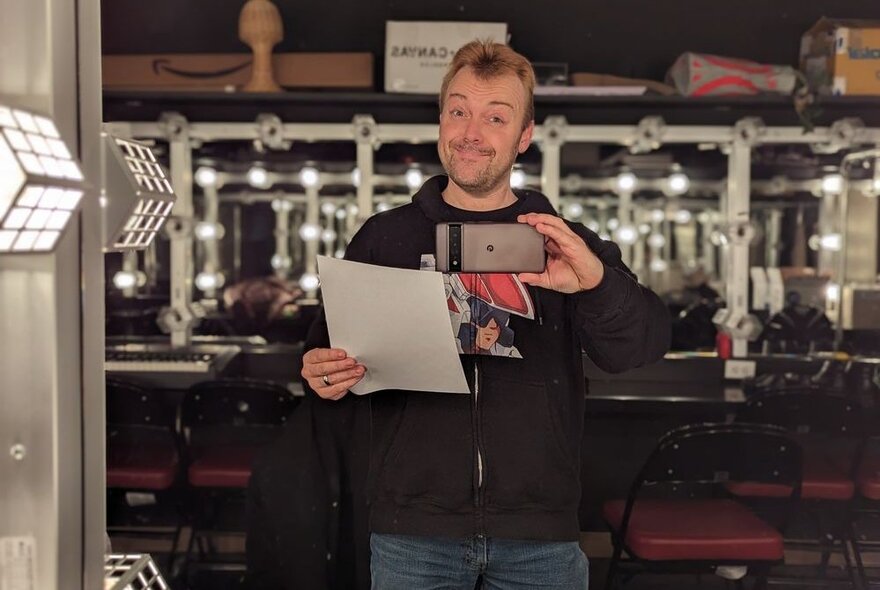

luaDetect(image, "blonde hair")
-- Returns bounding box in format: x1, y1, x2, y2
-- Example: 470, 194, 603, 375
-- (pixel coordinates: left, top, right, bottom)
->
439, 40, 536, 130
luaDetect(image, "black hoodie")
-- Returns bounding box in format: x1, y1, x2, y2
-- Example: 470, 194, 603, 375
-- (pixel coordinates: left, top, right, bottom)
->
303, 175, 671, 542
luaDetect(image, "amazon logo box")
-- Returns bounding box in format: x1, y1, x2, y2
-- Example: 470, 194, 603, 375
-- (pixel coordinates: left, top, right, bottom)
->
102, 53, 374, 91
385, 21, 508, 94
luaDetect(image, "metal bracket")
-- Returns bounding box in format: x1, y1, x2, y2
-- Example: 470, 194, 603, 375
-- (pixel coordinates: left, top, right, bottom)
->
723, 220, 756, 246
733, 117, 766, 146
629, 116, 666, 154
162, 215, 193, 240
812, 117, 866, 154
541, 116, 569, 149
353, 114, 381, 150
255, 113, 291, 151
158, 111, 189, 141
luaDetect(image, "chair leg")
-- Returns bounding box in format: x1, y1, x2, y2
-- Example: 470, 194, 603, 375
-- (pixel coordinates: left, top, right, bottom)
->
847, 514, 868, 590
604, 540, 624, 590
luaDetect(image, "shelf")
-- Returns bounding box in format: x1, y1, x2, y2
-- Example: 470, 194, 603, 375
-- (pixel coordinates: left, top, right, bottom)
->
103, 90, 880, 128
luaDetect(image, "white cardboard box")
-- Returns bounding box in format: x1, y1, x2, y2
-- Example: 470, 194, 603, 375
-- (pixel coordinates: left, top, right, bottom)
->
385, 21, 508, 94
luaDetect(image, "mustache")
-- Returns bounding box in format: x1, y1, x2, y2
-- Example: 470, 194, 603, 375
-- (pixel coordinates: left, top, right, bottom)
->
450, 140, 494, 156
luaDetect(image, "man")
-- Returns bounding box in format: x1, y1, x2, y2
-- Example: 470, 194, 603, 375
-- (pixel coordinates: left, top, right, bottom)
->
301, 40, 671, 589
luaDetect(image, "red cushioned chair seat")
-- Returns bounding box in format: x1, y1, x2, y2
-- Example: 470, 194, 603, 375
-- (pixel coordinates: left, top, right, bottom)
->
107, 440, 178, 490
187, 446, 259, 488
726, 450, 854, 501
858, 453, 880, 500
603, 499, 784, 561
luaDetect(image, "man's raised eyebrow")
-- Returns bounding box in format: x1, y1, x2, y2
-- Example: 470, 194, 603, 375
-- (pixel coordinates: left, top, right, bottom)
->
446, 94, 515, 110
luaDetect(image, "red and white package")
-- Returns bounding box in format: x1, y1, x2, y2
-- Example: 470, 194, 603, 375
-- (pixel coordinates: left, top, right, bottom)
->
667, 52, 797, 97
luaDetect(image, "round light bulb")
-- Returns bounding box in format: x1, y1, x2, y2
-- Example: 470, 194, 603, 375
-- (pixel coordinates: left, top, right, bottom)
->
271, 199, 293, 212
351, 168, 361, 187
599, 232, 611, 241
334, 248, 346, 259
673, 209, 693, 224
247, 166, 270, 188
616, 172, 637, 193
376, 202, 392, 213
615, 224, 638, 245
586, 220, 600, 233
650, 258, 669, 273
195, 272, 225, 291
667, 172, 690, 195
335, 208, 347, 220
405, 168, 424, 190
322, 228, 338, 242
650, 209, 666, 223
606, 217, 620, 231
112, 271, 138, 290
271, 254, 291, 270
195, 166, 218, 188
821, 174, 844, 196
647, 233, 667, 249
638, 223, 652, 235
299, 273, 320, 291
563, 202, 584, 220
510, 169, 526, 188
299, 166, 320, 188
826, 283, 841, 303
299, 222, 321, 242
320, 201, 338, 216
194, 221, 224, 241
819, 233, 842, 251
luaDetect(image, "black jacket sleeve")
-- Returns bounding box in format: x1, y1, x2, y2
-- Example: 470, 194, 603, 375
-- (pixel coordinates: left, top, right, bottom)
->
568, 223, 671, 374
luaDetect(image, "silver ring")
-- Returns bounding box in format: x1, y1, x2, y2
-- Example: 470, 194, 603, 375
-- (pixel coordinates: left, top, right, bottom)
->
322, 374, 331, 387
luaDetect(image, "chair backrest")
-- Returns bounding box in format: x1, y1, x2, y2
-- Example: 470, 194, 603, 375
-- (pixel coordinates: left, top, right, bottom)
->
181, 379, 298, 429
106, 377, 175, 429
738, 389, 863, 438
637, 422, 802, 491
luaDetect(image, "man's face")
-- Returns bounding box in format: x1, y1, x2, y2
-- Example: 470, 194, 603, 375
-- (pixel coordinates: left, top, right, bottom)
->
438, 67, 534, 197
477, 317, 501, 350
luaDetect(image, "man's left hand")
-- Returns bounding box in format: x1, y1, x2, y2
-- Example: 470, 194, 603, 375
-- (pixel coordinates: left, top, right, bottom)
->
517, 213, 604, 293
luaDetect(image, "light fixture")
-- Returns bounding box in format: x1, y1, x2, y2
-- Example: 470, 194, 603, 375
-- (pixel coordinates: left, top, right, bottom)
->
271, 198, 293, 212
299, 166, 320, 188
826, 283, 841, 303
405, 167, 424, 190
195, 271, 225, 292
271, 253, 291, 270
112, 270, 144, 290
101, 135, 176, 251
710, 230, 729, 246
321, 228, 337, 242
510, 168, 526, 189
351, 167, 361, 187
298, 222, 321, 241
376, 202, 392, 213
673, 209, 693, 224
563, 202, 584, 220
615, 224, 638, 245
347, 203, 359, 216
299, 272, 320, 291
334, 208, 347, 220
647, 233, 667, 249
606, 217, 620, 231
194, 221, 225, 241
616, 172, 637, 193
666, 171, 690, 196
598, 232, 611, 241
649, 209, 666, 223
0, 104, 86, 253
650, 258, 669, 272
819, 232, 842, 251
320, 201, 338, 216
820, 173, 844, 196
586, 219, 600, 233
334, 248, 346, 259
638, 223, 652, 235
247, 166, 271, 189
194, 166, 218, 188
871, 178, 880, 197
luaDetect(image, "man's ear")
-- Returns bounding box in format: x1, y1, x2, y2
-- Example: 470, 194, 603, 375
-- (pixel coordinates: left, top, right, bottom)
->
518, 120, 535, 154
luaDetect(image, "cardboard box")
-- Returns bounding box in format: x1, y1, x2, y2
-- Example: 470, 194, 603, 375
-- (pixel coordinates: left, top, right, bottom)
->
384, 21, 508, 94
800, 18, 880, 95
102, 53, 374, 91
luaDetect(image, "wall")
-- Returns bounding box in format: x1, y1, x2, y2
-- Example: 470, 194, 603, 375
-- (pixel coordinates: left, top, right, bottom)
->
103, 0, 880, 83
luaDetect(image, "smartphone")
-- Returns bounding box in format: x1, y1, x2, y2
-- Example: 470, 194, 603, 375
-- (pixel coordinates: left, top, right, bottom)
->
435, 222, 546, 273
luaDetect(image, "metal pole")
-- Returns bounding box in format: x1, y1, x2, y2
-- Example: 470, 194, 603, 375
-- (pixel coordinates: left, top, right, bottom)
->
354, 115, 376, 223
724, 139, 753, 358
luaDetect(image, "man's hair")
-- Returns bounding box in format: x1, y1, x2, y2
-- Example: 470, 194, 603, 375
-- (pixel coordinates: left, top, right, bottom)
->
439, 40, 536, 130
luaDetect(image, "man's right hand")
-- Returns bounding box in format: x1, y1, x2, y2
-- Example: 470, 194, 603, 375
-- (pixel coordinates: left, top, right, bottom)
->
301, 348, 366, 400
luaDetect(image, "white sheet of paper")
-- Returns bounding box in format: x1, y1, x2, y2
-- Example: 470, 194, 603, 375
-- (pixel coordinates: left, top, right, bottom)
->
317, 256, 470, 395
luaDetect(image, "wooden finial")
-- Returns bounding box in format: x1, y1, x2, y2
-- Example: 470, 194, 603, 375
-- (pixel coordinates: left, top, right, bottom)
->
238, 0, 284, 92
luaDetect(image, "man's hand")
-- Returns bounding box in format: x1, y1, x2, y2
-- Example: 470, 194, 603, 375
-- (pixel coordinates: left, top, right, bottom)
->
301, 348, 366, 400
517, 213, 604, 293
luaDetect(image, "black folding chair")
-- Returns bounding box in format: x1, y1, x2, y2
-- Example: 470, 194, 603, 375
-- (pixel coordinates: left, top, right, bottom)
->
603, 422, 802, 590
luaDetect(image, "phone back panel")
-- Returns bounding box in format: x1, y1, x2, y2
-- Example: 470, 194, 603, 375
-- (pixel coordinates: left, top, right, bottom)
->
460, 223, 546, 273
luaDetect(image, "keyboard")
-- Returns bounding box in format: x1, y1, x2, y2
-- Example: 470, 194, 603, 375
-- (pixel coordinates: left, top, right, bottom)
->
105, 350, 216, 373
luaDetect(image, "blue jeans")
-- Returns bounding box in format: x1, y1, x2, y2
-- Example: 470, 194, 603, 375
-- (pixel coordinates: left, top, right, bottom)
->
370, 533, 589, 590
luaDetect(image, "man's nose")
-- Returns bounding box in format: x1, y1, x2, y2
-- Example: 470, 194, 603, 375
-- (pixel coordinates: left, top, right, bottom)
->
463, 118, 483, 143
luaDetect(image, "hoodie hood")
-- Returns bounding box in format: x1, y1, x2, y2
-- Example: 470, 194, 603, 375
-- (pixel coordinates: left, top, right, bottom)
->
413, 175, 557, 223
